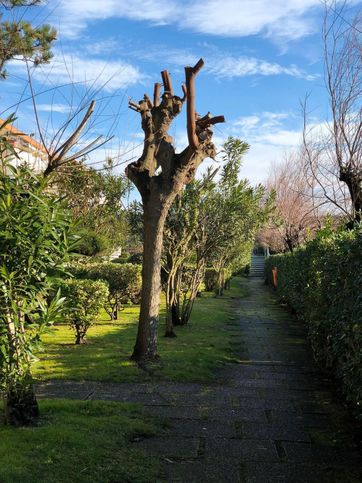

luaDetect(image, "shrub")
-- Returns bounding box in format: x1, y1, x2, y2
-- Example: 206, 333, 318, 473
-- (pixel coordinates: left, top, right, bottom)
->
73, 229, 109, 256
0, 159, 72, 425
204, 268, 218, 291
83, 263, 142, 320
204, 267, 233, 294
265, 228, 362, 418
60, 279, 109, 344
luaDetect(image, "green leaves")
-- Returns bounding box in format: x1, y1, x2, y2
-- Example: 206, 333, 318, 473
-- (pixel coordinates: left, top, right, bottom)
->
0, 158, 72, 394
58, 279, 109, 343
68, 262, 142, 320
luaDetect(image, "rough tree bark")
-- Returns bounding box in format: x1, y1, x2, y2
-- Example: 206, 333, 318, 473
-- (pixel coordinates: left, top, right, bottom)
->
126, 60, 224, 362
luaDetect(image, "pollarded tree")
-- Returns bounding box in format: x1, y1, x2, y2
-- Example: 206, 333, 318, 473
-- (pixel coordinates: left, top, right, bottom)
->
126, 60, 224, 362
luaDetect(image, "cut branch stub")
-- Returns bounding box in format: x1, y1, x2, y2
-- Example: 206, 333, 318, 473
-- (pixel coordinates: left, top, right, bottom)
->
161, 70, 173, 95
185, 59, 205, 151
181, 84, 187, 101
197, 115, 225, 128
185, 59, 225, 151
153, 83, 161, 107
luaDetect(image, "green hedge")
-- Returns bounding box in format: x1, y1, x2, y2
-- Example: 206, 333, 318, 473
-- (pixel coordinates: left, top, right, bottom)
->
265, 228, 362, 418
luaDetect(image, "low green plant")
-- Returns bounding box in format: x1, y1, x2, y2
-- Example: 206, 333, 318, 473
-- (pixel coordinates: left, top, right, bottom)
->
59, 279, 109, 344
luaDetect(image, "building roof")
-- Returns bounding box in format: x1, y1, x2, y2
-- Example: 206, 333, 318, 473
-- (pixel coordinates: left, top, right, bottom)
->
0, 118, 48, 155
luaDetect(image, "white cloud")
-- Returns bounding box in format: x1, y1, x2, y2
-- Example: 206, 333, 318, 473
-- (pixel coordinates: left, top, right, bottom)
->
27, 52, 145, 92
35, 103, 71, 114
131, 46, 318, 81
231, 111, 301, 145
55, 0, 177, 38
184, 0, 319, 40
208, 56, 318, 80
53, 0, 357, 42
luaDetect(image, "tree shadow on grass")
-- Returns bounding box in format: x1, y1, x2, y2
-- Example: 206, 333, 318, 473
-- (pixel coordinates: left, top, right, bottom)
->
33, 278, 246, 385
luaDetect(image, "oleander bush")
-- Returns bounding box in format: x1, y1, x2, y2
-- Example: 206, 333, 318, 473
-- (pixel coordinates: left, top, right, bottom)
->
59, 279, 109, 344
265, 227, 362, 417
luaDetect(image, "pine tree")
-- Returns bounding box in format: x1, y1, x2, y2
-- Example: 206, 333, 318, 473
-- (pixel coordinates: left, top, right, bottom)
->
0, 1, 56, 78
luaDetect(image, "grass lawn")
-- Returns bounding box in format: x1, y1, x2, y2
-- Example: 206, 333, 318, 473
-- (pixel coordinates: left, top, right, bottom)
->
0, 399, 163, 483
33, 277, 247, 384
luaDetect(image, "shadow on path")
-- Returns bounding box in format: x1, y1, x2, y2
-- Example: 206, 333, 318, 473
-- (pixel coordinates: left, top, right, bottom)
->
36, 278, 362, 483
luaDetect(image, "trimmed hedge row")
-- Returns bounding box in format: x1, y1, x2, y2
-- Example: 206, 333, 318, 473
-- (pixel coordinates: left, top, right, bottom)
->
265, 228, 362, 418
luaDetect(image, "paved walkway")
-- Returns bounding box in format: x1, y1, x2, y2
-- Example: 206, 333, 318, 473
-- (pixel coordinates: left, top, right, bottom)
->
36, 278, 362, 482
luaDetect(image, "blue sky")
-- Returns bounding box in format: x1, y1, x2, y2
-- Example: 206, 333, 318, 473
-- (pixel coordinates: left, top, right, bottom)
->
1, 0, 361, 184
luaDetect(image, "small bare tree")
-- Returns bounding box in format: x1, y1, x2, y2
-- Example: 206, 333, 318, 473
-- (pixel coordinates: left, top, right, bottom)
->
303, 4, 362, 225
126, 59, 224, 362
261, 153, 321, 253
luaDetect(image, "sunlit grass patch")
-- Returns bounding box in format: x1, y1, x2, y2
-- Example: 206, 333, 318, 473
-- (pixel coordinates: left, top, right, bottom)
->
33, 277, 248, 384
0, 399, 162, 483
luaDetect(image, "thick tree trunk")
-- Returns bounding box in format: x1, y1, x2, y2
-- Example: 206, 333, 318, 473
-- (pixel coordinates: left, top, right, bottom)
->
131, 199, 168, 361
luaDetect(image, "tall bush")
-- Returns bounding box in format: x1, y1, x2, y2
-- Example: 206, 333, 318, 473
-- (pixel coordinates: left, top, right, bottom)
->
0, 159, 71, 425
265, 228, 362, 417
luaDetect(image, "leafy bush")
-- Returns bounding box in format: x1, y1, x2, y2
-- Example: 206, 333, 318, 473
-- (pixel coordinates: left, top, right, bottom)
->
204, 268, 218, 291
59, 279, 109, 344
0, 156, 72, 425
73, 229, 109, 256
70, 263, 142, 320
204, 267, 232, 294
265, 228, 362, 418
